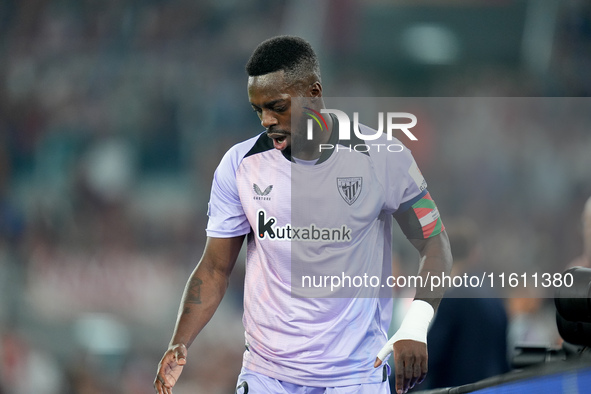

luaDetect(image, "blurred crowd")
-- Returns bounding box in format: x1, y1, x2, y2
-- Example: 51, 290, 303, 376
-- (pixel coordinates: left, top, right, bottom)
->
0, 0, 590, 393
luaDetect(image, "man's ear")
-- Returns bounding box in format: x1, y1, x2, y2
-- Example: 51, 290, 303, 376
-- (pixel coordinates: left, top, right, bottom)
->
309, 81, 322, 98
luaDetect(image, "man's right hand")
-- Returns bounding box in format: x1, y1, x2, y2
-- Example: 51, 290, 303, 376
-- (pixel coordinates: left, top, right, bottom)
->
154, 344, 187, 394
153, 236, 245, 393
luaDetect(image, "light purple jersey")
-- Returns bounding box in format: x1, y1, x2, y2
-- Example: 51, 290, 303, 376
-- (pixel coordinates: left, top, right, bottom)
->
206, 122, 428, 386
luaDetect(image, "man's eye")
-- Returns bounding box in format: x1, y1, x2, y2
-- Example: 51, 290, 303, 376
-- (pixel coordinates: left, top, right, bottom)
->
274, 106, 287, 113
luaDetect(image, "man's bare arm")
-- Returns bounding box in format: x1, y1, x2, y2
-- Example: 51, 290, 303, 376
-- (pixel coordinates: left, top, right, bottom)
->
410, 229, 453, 310
154, 235, 245, 393
377, 230, 452, 394
171, 235, 245, 347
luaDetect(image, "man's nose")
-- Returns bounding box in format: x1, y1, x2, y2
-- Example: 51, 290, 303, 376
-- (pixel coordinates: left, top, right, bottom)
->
261, 110, 278, 128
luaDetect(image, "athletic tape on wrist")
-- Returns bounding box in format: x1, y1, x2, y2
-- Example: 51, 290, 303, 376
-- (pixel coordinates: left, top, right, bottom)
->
376, 300, 434, 362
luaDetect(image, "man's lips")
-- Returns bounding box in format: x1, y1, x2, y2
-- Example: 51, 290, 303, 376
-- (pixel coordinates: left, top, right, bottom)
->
267, 131, 290, 151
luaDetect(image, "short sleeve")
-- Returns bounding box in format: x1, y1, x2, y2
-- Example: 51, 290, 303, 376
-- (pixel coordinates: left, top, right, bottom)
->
206, 148, 251, 238
380, 141, 427, 212
372, 137, 443, 239
389, 149, 444, 240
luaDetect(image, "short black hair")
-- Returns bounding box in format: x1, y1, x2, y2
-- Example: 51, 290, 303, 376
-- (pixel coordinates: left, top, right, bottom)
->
246, 35, 321, 84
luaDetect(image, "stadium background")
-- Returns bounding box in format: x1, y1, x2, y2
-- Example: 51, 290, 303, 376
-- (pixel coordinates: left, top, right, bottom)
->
0, 0, 590, 393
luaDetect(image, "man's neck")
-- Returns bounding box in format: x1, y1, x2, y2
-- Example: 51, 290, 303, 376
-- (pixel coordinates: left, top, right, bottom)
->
292, 109, 333, 161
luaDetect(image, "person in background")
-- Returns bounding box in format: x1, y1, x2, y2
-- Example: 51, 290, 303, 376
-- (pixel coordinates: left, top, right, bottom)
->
423, 218, 509, 389
568, 196, 591, 269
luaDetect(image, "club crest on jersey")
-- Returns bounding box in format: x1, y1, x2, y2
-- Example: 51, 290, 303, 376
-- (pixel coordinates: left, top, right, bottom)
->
253, 183, 273, 201
337, 177, 362, 205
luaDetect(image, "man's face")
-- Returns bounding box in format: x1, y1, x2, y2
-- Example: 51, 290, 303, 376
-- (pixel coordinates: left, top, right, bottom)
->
248, 70, 317, 153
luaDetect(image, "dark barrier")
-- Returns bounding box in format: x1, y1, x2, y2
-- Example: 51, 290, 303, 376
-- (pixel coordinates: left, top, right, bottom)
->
415, 359, 591, 393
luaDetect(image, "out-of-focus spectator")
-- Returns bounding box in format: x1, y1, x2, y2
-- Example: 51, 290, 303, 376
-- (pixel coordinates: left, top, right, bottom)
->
507, 291, 562, 359
0, 330, 65, 394
568, 196, 591, 268
423, 218, 510, 389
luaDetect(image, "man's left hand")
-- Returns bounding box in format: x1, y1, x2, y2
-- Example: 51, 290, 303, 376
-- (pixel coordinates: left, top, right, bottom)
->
375, 339, 427, 394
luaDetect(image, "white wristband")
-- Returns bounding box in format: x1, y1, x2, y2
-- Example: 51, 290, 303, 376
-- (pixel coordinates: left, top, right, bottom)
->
376, 300, 434, 362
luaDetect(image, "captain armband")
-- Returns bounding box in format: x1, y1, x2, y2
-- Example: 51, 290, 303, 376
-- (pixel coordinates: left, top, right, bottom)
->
394, 190, 445, 240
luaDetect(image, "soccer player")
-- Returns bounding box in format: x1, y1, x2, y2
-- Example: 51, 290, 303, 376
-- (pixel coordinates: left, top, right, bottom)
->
154, 36, 452, 394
